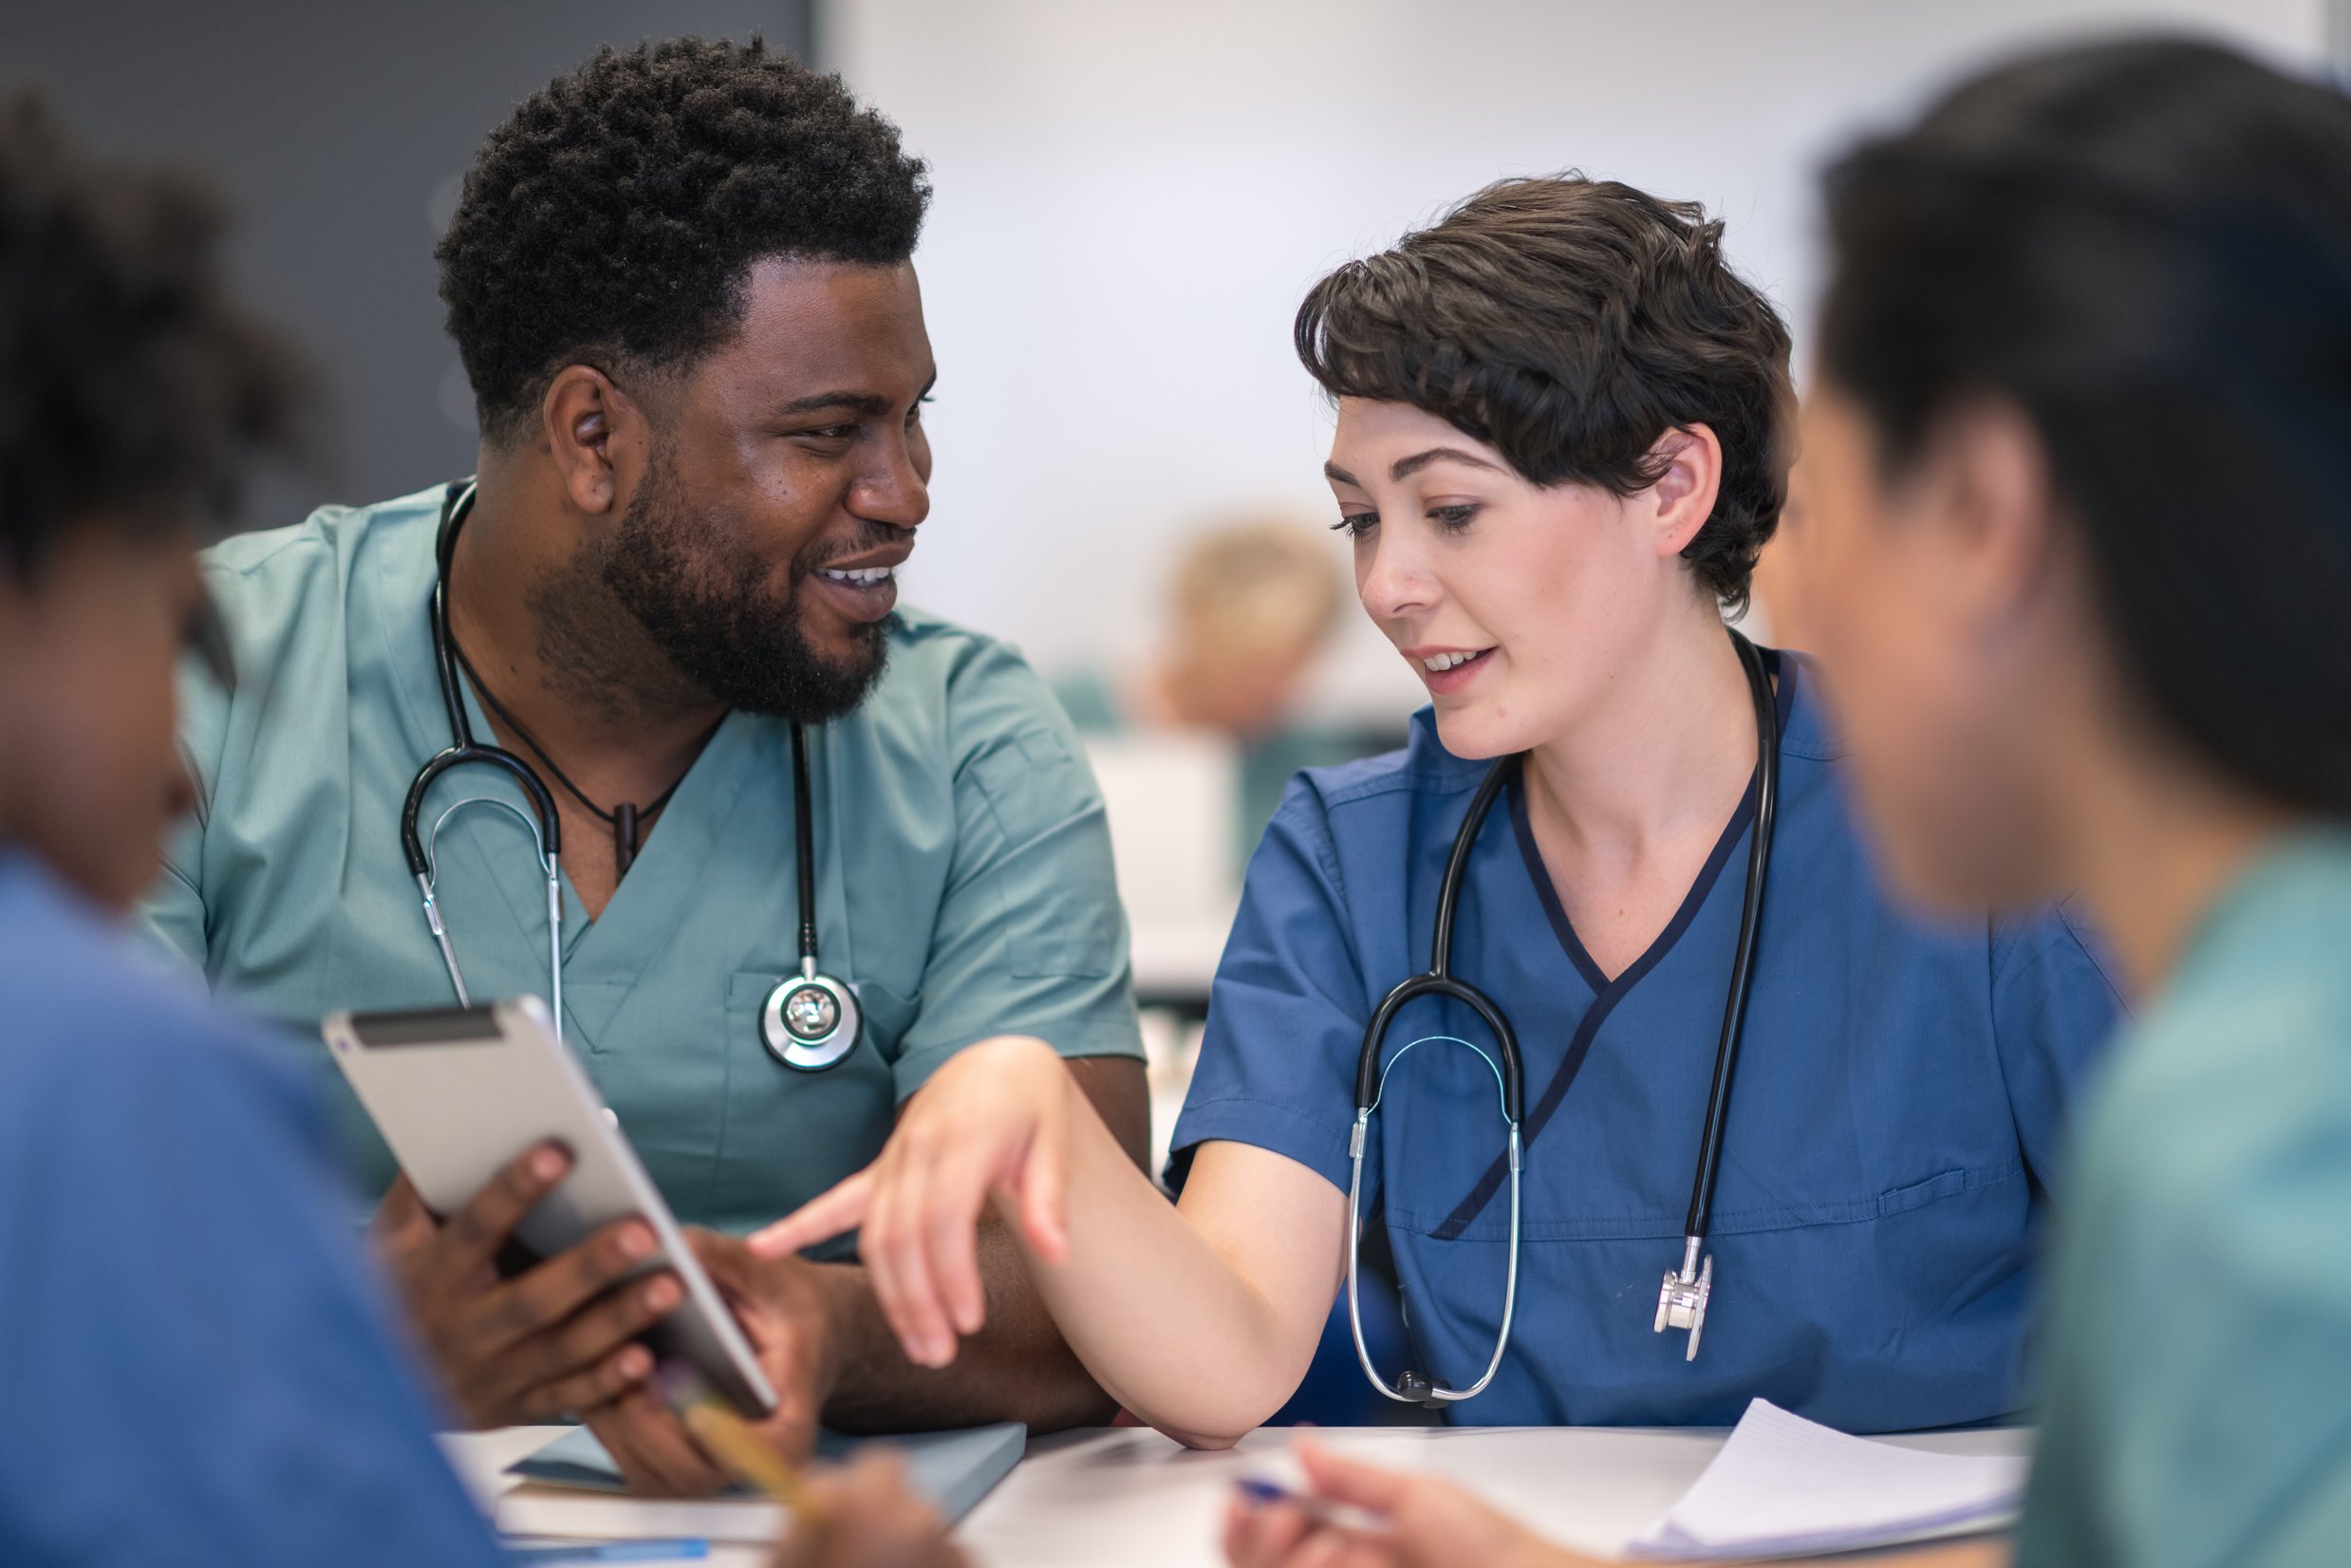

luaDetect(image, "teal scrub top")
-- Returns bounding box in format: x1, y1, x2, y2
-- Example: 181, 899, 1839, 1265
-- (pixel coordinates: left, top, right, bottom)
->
141, 485, 1144, 1236
2019, 829, 2351, 1566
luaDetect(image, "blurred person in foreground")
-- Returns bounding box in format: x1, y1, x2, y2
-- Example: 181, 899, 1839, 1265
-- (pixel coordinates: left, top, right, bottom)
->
1054, 516, 1391, 872
0, 90, 960, 1568
1217, 36, 2351, 1568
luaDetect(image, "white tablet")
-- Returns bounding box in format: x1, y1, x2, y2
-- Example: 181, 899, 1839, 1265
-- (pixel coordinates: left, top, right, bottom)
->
322, 996, 778, 1418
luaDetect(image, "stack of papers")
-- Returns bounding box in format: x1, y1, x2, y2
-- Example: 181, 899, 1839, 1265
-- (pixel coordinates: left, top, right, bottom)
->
1624, 1400, 2026, 1560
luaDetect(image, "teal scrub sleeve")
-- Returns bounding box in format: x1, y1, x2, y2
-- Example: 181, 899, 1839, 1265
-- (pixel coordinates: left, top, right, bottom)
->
2017, 1086, 2351, 1567
1988, 901, 2127, 1196
140, 653, 236, 980
886, 641, 1144, 1099
1166, 780, 1371, 1194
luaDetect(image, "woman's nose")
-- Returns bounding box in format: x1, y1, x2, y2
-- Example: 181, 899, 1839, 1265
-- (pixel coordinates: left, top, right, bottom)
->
1357, 533, 1432, 622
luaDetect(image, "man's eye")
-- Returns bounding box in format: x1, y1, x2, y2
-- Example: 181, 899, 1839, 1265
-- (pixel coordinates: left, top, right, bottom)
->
797, 423, 859, 442
1331, 512, 1377, 538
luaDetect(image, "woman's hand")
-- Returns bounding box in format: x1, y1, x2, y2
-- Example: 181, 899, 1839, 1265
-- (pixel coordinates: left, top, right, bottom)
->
747, 1035, 1075, 1370
1222, 1440, 1588, 1568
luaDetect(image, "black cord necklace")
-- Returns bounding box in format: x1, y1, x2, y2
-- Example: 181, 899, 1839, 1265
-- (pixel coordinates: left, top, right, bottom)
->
447, 634, 722, 877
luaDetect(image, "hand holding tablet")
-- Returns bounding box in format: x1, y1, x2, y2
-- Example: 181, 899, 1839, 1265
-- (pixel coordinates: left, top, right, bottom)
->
325, 998, 779, 1422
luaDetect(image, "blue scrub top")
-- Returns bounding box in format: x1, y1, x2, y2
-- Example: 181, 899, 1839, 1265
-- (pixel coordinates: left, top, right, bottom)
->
1170, 653, 2123, 1432
0, 851, 501, 1568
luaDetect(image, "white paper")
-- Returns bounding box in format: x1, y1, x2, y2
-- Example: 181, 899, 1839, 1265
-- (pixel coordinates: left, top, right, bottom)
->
1623, 1399, 2026, 1560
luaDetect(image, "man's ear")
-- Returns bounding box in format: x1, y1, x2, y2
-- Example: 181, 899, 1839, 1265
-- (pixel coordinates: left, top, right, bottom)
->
1915, 399, 2058, 628
538, 364, 649, 517
1645, 423, 1725, 559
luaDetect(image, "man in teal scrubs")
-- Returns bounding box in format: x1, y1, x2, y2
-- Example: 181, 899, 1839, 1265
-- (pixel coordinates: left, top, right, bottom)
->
141, 40, 1146, 1491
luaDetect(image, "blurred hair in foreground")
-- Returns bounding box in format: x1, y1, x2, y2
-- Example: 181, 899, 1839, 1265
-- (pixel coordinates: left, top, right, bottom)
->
1820, 37, 2351, 818
0, 92, 309, 580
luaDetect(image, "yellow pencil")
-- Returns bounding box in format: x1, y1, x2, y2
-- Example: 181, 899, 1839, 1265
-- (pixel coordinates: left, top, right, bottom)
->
680, 1396, 828, 1527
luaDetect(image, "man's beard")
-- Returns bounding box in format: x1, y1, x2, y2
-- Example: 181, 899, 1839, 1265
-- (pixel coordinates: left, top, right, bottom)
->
597, 455, 891, 724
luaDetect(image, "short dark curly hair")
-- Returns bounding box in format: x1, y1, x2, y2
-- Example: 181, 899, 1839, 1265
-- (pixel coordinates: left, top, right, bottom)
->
0, 93, 309, 578
439, 37, 931, 446
1295, 177, 1793, 612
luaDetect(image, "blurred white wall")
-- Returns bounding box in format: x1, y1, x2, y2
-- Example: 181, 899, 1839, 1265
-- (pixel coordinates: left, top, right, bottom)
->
829, 0, 2325, 706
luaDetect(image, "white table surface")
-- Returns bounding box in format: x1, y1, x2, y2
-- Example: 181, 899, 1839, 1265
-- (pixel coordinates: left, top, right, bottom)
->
444, 1422, 2028, 1568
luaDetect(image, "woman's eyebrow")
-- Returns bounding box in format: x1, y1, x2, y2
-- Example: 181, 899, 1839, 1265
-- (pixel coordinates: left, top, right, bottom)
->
1390, 446, 1505, 481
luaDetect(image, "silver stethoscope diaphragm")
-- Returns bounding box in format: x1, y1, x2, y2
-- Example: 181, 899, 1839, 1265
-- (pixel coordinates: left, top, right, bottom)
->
757, 721, 862, 1073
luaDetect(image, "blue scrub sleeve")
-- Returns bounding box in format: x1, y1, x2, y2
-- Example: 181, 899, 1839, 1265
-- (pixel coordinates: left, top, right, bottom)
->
888, 641, 1145, 1098
0, 961, 503, 1566
1988, 902, 2128, 1195
1167, 781, 1370, 1194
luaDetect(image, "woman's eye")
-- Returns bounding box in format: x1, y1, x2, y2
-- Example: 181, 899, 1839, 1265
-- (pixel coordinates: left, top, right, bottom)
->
1331, 512, 1378, 538
906, 395, 933, 426
1428, 503, 1481, 531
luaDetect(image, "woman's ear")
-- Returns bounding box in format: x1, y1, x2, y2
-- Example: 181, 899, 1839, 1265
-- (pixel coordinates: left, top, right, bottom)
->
538, 364, 650, 517
1646, 423, 1726, 558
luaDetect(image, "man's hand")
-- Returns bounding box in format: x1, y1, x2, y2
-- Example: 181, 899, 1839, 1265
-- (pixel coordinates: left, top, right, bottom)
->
772, 1452, 970, 1568
588, 1229, 845, 1497
370, 1142, 678, 1428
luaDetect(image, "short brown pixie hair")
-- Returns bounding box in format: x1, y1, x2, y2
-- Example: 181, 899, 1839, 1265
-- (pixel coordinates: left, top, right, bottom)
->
1295, 176, 1794, 611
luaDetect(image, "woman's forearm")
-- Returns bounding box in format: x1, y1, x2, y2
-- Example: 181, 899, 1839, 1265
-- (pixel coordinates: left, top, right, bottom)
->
998, 1074, 1334, 1445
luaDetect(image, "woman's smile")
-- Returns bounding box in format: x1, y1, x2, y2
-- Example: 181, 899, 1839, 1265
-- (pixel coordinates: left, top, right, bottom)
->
1399, 643, 1498, 696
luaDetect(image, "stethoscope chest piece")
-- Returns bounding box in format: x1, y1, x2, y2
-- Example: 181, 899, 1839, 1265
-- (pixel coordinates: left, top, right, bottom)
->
1654, 1240, 1714, 1362
761, 966, 862, 1072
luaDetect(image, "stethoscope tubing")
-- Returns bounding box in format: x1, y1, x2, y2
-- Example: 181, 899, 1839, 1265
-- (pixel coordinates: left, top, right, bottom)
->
402, 479, 855, 1070
1346, 627, 1779, 1402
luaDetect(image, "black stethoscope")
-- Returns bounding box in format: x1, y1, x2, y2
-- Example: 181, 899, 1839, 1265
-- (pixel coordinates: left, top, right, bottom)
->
1346, 627, 1780, 1408
398, 480, 861, 1072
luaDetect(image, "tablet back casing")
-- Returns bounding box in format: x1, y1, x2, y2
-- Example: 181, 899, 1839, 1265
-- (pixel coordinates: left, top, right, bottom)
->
322, 997, 777, 1417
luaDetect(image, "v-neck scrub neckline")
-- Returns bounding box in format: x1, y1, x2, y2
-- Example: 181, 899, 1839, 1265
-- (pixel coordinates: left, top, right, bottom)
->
1169, 648, 2124, 1433
139, 486, 1146, 1238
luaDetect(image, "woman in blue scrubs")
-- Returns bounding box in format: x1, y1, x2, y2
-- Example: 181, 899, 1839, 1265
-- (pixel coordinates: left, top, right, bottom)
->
753, 175, 2119, 1443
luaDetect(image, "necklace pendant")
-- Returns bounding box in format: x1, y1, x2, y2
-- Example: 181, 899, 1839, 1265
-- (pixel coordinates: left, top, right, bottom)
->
614, 802, 639, 877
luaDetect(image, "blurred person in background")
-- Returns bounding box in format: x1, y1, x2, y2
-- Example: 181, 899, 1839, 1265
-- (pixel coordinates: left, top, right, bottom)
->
0, 88, 961, 1568
1055, 515, 1396, 873
1219, 35, 2351, 1568
755, 173, 2123, 1444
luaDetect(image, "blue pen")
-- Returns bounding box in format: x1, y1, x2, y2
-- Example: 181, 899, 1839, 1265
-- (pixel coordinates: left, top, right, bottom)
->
500, 1540, 710, 1563
1233, 1475, 1388, 1534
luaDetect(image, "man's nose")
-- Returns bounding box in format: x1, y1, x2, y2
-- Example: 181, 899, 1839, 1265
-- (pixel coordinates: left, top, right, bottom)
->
851, 433, 929, 530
